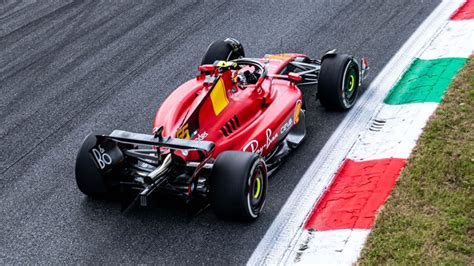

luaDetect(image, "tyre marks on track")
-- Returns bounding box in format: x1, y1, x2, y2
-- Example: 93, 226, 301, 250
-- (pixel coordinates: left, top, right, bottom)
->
0, 1, 227, 174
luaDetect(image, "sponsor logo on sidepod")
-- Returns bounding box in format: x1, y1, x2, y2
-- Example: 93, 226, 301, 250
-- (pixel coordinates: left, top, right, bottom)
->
280, 117, 293, 135
243, 128, 278, 155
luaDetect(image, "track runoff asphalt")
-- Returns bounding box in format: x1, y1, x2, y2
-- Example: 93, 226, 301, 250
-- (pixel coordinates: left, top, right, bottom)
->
0, 0, 441, 264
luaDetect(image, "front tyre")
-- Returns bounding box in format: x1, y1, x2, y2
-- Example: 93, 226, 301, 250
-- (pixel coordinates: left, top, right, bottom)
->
318, 54, 360, 110
210, 151, 268, 221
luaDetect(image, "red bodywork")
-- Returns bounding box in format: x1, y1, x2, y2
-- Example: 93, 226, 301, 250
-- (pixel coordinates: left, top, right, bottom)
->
153, 54, 305, 160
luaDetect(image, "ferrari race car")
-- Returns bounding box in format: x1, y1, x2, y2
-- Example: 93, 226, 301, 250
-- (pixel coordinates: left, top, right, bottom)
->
75, 38, 369, 221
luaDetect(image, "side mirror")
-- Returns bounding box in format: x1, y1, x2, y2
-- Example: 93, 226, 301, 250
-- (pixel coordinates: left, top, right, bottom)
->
198, 64, 216, 72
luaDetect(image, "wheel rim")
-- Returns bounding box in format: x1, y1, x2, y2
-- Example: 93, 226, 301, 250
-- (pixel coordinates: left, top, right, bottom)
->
342, 63, 358, 108
247, 161, 266, 217
253, 176, 262, 199
250, 168, 264, 206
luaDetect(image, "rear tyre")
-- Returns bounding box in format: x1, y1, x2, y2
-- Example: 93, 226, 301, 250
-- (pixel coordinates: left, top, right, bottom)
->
75, 133, 111, 196
318, 54, 359, 110
210, 151, 268, 221
201, 39, 245, 65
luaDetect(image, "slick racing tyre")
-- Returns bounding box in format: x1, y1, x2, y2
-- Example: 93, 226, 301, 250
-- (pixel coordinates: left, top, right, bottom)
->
210, 151, 268, 221
318, 54, 360, 110
75, 133, 123, 196
201, 38, 245, 65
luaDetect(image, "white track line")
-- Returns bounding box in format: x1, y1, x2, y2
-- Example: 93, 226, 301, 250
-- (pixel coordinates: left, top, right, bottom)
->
419, 20, 474, 60
247, 1, 464, 265
292, 229, 371, 265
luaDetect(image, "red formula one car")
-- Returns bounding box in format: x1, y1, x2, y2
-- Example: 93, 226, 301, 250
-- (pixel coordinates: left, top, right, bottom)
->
75, 38, 369, 221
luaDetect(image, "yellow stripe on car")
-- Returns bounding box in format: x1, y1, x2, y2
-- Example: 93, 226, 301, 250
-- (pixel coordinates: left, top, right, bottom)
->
294, 100, 302, 124
210, 78, 229, 116
215, 61, 237, 68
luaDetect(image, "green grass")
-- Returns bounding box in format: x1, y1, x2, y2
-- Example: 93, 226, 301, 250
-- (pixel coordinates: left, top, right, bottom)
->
358, 56, 474, 265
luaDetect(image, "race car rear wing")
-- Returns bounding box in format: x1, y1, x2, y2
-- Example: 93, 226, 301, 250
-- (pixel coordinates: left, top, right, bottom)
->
92, 130, 215, 209
103, 130, 215, 153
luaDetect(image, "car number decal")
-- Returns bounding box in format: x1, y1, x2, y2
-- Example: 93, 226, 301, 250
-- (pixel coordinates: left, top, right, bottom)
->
176, 123, 191, 140
91, 145, 112, 170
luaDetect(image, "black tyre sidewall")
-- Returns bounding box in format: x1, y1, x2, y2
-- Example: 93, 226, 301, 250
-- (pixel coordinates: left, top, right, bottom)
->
210, 151, 268, 221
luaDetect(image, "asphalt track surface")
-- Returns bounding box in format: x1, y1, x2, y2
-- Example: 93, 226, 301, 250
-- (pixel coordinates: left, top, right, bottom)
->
0, 0, 441, 264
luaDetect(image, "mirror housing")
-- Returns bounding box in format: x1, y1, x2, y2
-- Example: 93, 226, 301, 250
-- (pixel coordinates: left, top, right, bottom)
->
198, 64, 216, 72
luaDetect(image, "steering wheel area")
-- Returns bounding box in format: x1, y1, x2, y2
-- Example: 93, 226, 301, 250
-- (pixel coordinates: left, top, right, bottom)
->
233, 59, 266, 86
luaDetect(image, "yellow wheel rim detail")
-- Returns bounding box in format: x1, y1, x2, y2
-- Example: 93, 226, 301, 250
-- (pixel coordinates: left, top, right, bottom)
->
253, 177, 261, 199
348, 75, 355, 92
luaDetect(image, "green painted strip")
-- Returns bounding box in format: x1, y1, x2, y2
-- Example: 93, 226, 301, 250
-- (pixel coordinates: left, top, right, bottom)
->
384, 58, 467, 104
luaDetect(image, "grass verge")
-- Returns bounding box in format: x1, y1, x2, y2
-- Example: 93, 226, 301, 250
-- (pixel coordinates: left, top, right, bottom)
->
358, 56, 474, 264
